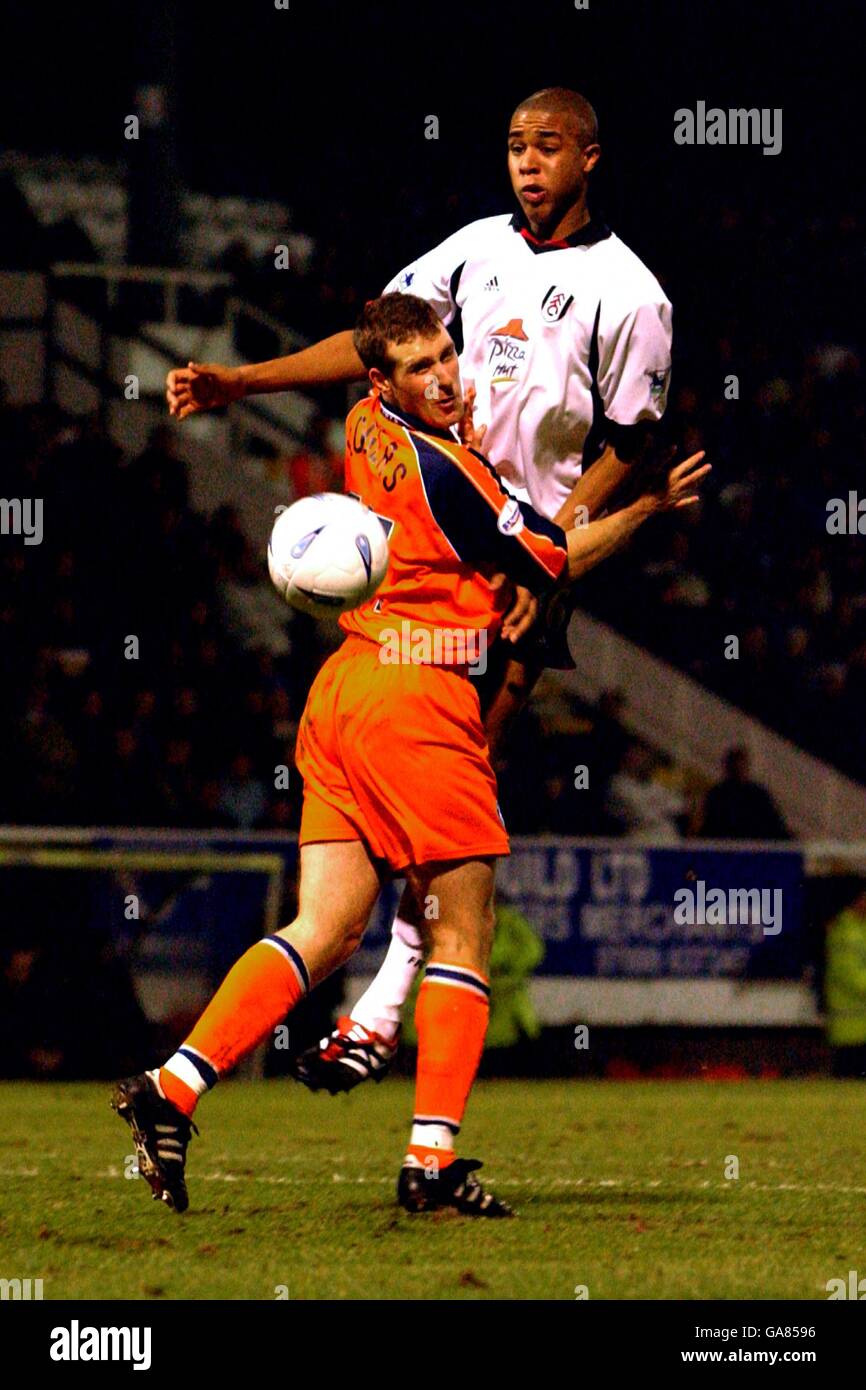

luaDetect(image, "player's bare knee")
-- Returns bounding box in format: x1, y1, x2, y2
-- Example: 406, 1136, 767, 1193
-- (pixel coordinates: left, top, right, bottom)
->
274, 911, 365, 979
427, 900, 494, 965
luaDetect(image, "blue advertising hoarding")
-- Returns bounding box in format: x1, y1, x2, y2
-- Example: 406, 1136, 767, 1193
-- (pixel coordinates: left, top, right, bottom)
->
354, 840, 806, 979
0, 831, 806, 982
496, 841, 804, 978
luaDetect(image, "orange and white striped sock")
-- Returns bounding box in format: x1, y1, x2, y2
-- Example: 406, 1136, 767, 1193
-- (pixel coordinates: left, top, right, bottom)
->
406, 961, 490, 1171
156, 935, 309, 1117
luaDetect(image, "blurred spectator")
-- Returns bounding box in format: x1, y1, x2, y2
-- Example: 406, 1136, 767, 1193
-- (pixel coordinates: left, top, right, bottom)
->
699, 747, 790, 840
192, 778, 239, 830
213, 237, 261, 301
604, 741, 686, 843
157, 737, 199, 826
218, 752, 268, 828
287, 412, 344, 497
126, 426, 189, 521
825, 886, 866, 1078
485, 899, 545, 1050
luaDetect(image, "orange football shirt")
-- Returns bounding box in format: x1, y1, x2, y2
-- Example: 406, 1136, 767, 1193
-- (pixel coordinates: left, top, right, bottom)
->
338, 392, 568, 655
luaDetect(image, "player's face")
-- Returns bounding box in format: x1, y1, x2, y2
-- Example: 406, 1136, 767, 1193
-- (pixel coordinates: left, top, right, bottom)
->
507, 108, 600, 235
382, 327, 463, 430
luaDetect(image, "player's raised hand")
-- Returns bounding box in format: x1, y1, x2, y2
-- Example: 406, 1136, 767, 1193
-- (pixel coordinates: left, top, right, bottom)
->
653, 451, 711, 511
458, 381, 488, 453
166, 361, 245, 419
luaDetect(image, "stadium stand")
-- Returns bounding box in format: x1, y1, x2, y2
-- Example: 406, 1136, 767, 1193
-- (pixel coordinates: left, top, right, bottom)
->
1, 159, 863, 838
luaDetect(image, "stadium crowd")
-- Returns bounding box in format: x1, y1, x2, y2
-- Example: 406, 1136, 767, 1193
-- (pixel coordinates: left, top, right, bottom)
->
0, 399, 313, 833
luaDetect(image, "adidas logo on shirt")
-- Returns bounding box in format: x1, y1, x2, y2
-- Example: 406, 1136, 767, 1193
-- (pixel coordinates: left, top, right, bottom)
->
484, 276, 499, 291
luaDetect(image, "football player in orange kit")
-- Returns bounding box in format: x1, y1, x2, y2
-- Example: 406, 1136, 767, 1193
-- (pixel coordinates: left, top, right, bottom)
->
113, 295, 707, 1217
166, 88, 679, 1088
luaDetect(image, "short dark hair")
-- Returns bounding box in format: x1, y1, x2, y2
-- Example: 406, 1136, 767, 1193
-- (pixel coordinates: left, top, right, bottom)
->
512, 87, 599, 147
353, 293, 443, 377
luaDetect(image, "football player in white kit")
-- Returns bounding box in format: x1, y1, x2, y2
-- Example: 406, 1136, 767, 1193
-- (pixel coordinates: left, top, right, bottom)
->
166, 88, 674, 1090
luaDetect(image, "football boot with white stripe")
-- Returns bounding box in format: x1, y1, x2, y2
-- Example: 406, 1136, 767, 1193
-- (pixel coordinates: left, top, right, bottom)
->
291, 1016, 398, 1094
111, 1072, 197, 1213
397, 1157, 514, 1217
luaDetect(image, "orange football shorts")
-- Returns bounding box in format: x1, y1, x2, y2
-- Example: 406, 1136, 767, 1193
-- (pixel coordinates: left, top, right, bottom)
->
296, 634, 509, 873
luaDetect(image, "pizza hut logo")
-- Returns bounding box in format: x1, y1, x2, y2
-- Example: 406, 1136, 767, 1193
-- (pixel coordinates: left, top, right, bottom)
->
541, 286, 574, 322
488, 319, 528, 382
491, 318, 528, 340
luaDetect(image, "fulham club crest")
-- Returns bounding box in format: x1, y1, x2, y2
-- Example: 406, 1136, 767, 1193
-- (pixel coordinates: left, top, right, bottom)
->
541, 286, 574, 322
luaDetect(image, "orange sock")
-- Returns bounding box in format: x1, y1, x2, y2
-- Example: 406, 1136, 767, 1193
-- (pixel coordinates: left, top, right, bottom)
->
407, 962, 490, 1168
158, 936, 309, 1116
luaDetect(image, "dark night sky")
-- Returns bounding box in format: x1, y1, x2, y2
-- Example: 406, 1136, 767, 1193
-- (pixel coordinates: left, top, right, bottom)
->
4, 0, 861, 322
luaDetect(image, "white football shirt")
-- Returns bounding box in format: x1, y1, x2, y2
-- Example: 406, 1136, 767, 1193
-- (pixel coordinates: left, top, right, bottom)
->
383, 213, 672, 518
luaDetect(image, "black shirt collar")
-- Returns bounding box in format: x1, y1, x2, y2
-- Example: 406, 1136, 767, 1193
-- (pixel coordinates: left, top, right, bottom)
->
509, 209, 611, 253
378, 395, 456, 442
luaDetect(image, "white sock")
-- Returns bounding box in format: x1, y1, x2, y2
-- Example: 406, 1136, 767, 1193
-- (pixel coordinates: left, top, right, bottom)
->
409, 1121, 457, 1154
351, 915, 424, 1042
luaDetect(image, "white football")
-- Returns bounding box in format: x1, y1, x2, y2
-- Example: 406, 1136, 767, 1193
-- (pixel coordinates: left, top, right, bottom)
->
267, 492, 389, 618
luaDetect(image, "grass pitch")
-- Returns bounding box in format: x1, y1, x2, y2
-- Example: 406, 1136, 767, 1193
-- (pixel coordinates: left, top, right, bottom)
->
1, 1078, 864, 1300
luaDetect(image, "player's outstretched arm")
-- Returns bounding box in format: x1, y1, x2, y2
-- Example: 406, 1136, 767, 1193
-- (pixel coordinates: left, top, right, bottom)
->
553, 440, 646, 529
165, 330, 366, 419
563, 451, 709, 582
